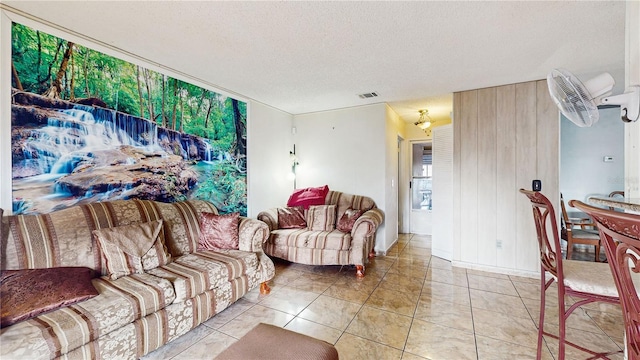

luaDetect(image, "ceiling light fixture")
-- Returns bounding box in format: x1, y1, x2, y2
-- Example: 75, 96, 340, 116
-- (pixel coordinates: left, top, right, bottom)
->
414, 109, 433, 131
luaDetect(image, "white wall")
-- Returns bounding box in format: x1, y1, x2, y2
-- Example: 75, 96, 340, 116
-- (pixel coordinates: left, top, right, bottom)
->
293, 104, 391, 251
246, 101, 294, 217
384, 105, 402, 250
625, 0, 640, 198
560, 107, 625, 204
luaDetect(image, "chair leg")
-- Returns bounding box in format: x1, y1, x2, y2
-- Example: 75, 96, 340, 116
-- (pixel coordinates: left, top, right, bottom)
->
260, 282, 271, 295
558, 291, 567, 360
594, 243, 600, 262
566, 239, 573, 260
537, 270, 546, 360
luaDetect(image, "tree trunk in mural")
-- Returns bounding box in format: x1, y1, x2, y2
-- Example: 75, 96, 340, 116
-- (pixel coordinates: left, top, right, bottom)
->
179, 91, 184, 133
232, 99, 246, 156
83, 50, 90, 97
43, 41, 74, 99
172, 78, 178, 131
143, 68, 155, 122
46, 40, 63, 94
69, 50, 75, 101
11, 61, 23, 91
136, 65, 144, 118
161, 75, 167, 127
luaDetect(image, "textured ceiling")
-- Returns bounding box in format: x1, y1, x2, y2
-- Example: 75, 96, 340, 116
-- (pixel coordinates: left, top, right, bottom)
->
2, 1, 626, 124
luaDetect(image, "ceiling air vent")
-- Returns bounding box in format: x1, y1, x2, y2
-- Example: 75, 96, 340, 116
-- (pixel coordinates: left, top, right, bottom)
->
358, 92, 379, 99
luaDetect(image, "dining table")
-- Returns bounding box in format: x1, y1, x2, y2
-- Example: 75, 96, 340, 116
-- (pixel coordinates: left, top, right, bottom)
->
587, 196, 640, 212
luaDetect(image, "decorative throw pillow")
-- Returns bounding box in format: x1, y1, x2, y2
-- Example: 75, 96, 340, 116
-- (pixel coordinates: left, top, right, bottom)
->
93, 220, 171, 280
337, 208, 364, 233
277, 206, 307, 229
198, 212, 240, 250
0, 267, 98, 327
287, 185, 330, 209
306, 205, 337, 231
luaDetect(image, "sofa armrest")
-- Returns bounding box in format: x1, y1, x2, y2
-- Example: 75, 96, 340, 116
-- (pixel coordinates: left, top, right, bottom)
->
238, 217, 269, 253
351, 208, 384, 238
257, 208, 279, 232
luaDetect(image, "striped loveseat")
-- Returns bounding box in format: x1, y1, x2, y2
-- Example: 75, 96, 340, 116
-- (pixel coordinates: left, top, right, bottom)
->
257, 191, 384, 278
0, 199, 274, 360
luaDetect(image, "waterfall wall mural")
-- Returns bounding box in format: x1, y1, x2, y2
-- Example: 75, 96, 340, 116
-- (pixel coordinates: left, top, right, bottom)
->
10, 22, 248, 215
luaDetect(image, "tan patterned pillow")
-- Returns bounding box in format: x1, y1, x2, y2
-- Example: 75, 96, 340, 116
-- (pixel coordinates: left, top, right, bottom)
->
306, 205, 337, 231
93, 220, 171, 280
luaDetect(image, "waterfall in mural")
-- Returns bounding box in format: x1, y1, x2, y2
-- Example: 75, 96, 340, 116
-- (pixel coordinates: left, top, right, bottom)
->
27, 107, 162, 175
11, 91, 241, 215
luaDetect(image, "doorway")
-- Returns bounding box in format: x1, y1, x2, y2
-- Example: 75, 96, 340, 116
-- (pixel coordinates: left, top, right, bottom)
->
409, 141, 432, 235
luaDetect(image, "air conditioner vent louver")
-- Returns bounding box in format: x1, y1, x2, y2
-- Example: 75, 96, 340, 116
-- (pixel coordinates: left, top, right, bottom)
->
358, 92, 379, 99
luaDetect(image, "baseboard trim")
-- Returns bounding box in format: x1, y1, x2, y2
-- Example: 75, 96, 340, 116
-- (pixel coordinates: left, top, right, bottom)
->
451, 260, 539, 279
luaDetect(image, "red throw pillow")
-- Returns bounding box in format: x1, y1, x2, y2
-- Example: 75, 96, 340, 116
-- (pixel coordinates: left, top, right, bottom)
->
198, 212, 240, 250
337, 208, 364, 233
1, 267, 98, 327
287, 185, 329, 209
277, 206, 307, 229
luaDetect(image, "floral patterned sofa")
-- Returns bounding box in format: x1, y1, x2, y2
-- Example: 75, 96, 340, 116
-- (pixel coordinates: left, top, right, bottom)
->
257, 190, 384, 278
0, 199, 274, 360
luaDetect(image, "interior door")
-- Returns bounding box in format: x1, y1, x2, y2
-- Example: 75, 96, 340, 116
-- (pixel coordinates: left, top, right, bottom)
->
409, 142, 432, 235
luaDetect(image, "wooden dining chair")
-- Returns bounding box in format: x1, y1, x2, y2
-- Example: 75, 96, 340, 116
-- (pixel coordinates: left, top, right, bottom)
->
570, 200, 640, 360
560, 194, 602, 261
519, 189, 621, 360
608, 191, 625, 211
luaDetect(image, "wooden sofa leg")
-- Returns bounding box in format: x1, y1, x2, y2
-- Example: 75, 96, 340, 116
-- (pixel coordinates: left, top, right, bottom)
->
355, 265, 365, 278
260, 282, 271, 295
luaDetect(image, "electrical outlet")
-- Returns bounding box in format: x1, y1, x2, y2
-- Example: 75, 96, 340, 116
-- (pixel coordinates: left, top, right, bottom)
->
496, 239, 503, 249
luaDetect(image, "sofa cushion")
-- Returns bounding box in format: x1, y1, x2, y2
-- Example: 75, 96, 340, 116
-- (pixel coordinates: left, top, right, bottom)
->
325, 191, 376, 220
287, 185, 329, 209
146, 251, 260, 302
269, 229, 351, 251
198, 212, 240, 250
1, 267, 98, 327
93, 220, 171, 280
307, 205, 337, 231
0, 272, 176, 357
336, 208, 363, 233
277, 207, 307, 229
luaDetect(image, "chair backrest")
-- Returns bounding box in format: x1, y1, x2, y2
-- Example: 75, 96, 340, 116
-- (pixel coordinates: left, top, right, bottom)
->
608, 191, 626, 211
608, 191, 625, 198
519, 189, 564, 279
569, 200, 640, 359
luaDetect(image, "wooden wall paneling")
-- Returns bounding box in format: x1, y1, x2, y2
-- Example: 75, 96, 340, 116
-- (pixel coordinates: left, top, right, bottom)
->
536, 79, 560, 244
496, 84, 517, 269
452, 92, 463, 261
476, 87, 498, 266
515, 81, 539, 272
460, 90, 479, 263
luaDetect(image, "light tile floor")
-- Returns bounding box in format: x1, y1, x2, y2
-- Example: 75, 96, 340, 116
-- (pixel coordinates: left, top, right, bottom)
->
142, 234, 625, 360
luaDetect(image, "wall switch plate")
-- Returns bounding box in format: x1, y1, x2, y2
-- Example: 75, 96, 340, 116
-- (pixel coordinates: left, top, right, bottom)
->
603, 156, 614, 162
496, 239, 502, 249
